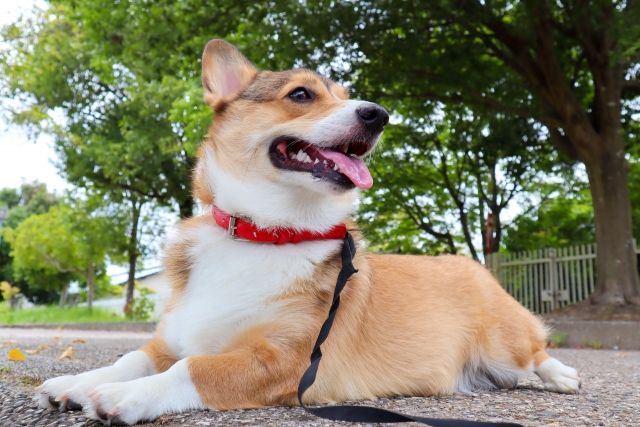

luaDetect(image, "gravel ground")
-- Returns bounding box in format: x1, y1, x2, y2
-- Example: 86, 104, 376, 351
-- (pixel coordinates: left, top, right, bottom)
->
1, 328, 638, 427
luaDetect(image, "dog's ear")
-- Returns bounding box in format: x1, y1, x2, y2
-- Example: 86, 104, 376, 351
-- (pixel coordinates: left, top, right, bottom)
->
202, 40, 258, 111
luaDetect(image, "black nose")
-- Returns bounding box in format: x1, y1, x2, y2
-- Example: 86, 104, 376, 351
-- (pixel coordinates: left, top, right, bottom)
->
356, 104, 389, 133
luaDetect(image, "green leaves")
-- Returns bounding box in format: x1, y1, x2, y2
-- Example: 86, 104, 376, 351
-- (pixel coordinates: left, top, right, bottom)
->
7, 204, 110, 283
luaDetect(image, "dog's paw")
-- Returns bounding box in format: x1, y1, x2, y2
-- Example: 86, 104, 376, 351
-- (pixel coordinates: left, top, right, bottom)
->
36, 375, 96, 411
36, 351, 156, 414
85, 360, 207, 425
535, 357, 581, 394
86, 382, 156, 426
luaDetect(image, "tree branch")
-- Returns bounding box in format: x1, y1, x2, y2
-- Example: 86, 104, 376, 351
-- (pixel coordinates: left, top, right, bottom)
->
622, 79, 640, 97
363, 90, 564, 128
402, 201, 457, 254
547, 126, 581, 160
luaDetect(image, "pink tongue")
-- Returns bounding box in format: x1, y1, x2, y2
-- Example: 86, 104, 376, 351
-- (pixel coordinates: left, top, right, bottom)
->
317, 148, 373, 189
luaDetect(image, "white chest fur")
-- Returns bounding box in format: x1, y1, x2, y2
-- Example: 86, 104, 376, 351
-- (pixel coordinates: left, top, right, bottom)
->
161, 221, 341, 358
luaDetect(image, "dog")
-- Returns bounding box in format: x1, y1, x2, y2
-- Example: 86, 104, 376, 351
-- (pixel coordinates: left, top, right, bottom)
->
35, 40, 581, 425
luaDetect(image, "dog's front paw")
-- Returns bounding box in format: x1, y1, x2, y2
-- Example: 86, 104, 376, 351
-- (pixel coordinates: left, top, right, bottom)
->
536, 357, 581, 394
87, 382, 157, 426
36, 375, 92, 412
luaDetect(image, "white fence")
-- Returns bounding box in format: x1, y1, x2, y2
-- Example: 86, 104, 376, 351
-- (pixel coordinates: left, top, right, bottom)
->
487, 241, 640, 314
79, 292, 169, 320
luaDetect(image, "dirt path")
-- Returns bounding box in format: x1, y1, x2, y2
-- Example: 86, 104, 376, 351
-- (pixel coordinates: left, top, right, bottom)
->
1, 327, 638, 426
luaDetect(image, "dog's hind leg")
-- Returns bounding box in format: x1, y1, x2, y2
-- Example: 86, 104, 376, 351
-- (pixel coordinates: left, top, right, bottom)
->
533, 349, 581, 394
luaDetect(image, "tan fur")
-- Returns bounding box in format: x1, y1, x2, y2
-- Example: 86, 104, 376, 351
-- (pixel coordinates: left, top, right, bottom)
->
200, 69, 350, 185
140, 337, 179, 374
144, 40, 554, 410
175, 233, 551, 409
162, 215, 212, 312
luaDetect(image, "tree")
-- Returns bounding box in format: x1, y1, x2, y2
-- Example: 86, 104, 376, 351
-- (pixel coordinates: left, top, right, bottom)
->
360, 107, 563, 259
0, 4, 206, 312
503, 186, 595, 253
0, 182, 65, 304
5, 204, 112, 310
239, 0, 640, 306
4, 0, 638, 307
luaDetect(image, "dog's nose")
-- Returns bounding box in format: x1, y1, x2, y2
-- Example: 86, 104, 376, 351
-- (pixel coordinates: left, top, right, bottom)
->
356, 104, 389, 133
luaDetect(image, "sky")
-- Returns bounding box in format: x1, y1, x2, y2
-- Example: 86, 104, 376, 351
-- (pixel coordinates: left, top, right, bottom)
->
0, 0, 68, 194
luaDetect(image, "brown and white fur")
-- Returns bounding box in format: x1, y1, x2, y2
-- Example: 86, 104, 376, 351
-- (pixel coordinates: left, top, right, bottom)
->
36, 40, 580, 426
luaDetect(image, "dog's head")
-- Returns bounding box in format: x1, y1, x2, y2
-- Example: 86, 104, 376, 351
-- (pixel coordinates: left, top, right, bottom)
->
194, 40, 388, 231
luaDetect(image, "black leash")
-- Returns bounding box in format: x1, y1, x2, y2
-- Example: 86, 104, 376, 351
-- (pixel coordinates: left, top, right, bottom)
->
297, 232, 523, 427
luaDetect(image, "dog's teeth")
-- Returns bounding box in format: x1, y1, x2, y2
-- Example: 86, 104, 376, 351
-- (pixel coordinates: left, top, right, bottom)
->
341, 145, 348, 153
304, 154, 312, 163
314, 158, 319, 164
323, 160, 328, 165
296, 150, 305, 161
333, 164, 339, 171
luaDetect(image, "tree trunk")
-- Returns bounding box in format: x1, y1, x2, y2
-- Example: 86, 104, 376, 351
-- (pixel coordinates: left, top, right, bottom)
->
124, 203, 141, 316
178, 194, 195, 219
491, 208, 502, 254
585, 140, 640, 305
87, 262, 95, 312
59, 282, 68, 306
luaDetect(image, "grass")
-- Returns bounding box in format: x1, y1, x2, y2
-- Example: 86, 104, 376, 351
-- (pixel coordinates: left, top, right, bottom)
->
583, 339, 603, 349
0, 302, 126, 325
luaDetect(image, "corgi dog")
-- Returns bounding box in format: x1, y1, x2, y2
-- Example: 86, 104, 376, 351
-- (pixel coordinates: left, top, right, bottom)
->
36, 40, 580, 426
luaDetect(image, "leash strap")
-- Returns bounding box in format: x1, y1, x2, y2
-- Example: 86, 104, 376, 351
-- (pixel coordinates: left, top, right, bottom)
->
297, 232, 523, 427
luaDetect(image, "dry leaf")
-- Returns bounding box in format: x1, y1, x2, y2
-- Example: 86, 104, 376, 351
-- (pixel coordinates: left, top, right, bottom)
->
616, 353, 628, 358
53, 335, 61, 340
7, 349, 27, 362
25, 345, 51, 355
2, 340, 18, 345
72, 338, 86, 343
55, 346, 78, 362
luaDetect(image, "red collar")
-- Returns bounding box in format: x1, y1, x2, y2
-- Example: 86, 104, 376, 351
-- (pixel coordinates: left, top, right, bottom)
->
212, 206, 347, 244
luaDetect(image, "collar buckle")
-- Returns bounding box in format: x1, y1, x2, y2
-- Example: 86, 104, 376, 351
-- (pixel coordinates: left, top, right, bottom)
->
227, 215, 252, 242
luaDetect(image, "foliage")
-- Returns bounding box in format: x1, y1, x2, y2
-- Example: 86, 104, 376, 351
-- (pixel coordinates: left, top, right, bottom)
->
0, 301, 124, 324
2, 1, 640, 305
0, 3, 200, 311
0, 183, 58, 229
127, 287, 156, 321
0, 4, 201, 216
582, 340, 603, 350
219, 0, 640, 301
0, 281, 20, 305
360, 108, 565, 259
629, 147, 640, 243
503, 186, 595, 253
0, 183, 65, 304
4, 203, 116, 308
549, 333, 568, 346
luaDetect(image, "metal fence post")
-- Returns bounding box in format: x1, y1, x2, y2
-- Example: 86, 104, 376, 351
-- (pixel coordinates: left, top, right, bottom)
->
487, 252, 500, 279
548, 248, 557, 311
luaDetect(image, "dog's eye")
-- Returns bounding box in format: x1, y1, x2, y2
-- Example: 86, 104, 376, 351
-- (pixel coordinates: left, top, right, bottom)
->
288, 88, 312, 102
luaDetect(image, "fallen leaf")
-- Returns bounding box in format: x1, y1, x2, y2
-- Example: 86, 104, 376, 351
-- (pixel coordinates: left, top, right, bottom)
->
1, 340, 18, 345
53, 335, 61, 340
7, 349, 26, 362
616, 353, 628, 358
72, 338, 86, 343
55, 346, 78, 362
25, 345, 51, 355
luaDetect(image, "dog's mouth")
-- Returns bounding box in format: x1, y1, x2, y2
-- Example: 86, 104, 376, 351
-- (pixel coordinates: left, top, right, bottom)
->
269, 138, 374, 190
